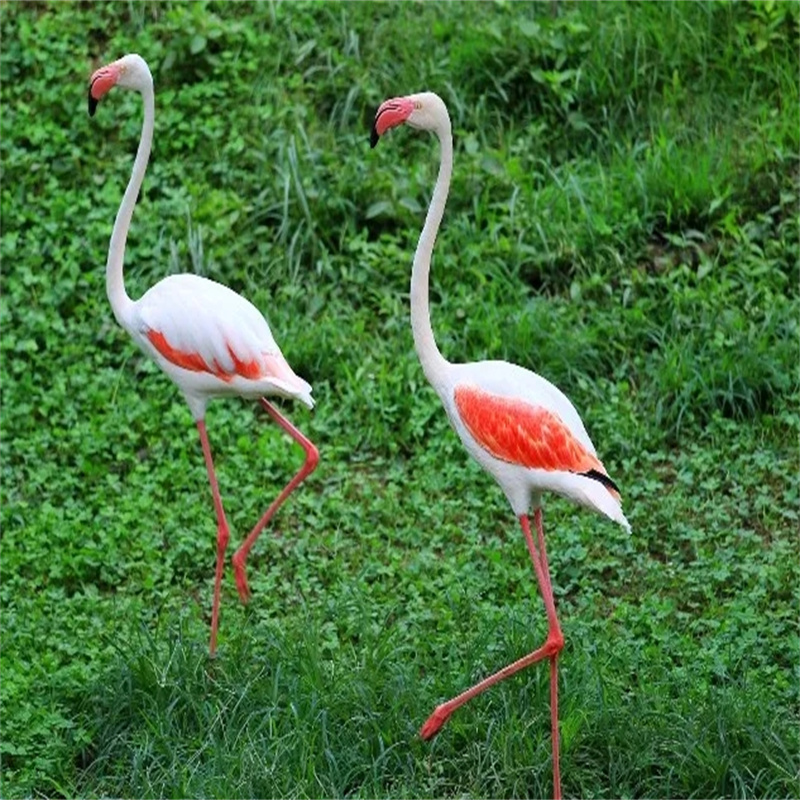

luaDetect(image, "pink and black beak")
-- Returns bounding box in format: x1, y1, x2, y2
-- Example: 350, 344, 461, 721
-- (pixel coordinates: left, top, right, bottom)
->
370, 96, 415, 148
88, 62, 120, 117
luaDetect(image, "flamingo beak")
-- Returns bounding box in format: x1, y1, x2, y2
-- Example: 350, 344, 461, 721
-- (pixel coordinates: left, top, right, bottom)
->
88, 63, 121, 117
370, 96, 415, 148
88, 86, 99, 117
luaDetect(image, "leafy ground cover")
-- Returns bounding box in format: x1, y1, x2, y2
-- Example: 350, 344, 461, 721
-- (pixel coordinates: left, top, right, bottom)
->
1, 1, 798, 797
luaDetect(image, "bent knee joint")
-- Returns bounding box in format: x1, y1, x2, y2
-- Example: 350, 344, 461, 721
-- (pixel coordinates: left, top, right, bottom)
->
305, 443, 320, 472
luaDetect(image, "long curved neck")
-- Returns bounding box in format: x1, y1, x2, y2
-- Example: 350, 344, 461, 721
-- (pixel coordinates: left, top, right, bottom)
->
411, 121, 452, 390
106, 84, 154, 327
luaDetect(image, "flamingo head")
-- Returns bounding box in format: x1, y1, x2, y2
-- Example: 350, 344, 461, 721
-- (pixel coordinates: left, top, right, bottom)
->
88, 54, 152, 117
370, 92, 450, 148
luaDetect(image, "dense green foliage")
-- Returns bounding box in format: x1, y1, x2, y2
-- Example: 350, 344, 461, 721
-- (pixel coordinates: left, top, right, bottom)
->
1, 1, 798, 797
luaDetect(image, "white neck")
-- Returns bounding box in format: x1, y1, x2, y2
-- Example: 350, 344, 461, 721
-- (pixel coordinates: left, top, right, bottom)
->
105, 83, 154, 328
410, 118, 453, 391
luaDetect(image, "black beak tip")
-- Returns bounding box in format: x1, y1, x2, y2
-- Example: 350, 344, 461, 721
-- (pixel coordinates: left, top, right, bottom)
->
369, 124, 380, 149
88, 88, 98, 117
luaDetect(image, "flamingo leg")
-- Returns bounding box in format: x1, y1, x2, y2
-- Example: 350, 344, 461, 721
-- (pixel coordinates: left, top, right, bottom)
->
196, 419, 230, 658
535, 507, 562, 800
231, 399, 319, 603
420, 509, 563, 799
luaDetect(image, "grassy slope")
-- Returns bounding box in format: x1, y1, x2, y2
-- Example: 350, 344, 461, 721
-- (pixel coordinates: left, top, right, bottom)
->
1, 1, 798, 798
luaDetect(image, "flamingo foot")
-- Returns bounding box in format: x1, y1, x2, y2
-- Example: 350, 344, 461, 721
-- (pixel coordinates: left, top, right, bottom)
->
420, 704, 453, 740
231, 552, 251, 604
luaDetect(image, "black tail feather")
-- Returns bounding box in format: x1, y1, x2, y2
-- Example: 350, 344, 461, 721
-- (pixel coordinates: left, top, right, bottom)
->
580, 468, 621, 494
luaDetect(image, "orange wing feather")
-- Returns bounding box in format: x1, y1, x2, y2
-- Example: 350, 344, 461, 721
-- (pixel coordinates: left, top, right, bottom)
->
146, 329, 262, 383
454, 385, 606, 476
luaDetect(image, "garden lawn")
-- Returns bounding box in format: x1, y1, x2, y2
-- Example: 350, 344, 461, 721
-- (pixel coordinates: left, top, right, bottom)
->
1, 2, 798, 798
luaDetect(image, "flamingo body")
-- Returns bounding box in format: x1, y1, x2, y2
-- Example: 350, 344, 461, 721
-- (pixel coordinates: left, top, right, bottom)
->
128, 273, 313, 420
439, 361, 629, 526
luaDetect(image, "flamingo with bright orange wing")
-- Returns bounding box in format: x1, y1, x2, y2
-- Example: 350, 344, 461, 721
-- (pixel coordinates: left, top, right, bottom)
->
371, 91, 631, 800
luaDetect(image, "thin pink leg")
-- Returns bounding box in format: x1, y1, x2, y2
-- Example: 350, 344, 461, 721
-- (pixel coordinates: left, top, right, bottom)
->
231, 399, 319, 603
550, 651, 561, 799
536, 508, 562, 800
196, 419, 230, 657
534, 507, 554, 603
421, 511, 563, 800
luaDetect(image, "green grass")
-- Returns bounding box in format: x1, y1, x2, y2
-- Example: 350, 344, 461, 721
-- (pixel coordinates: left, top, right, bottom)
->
1, 1, 798, 798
